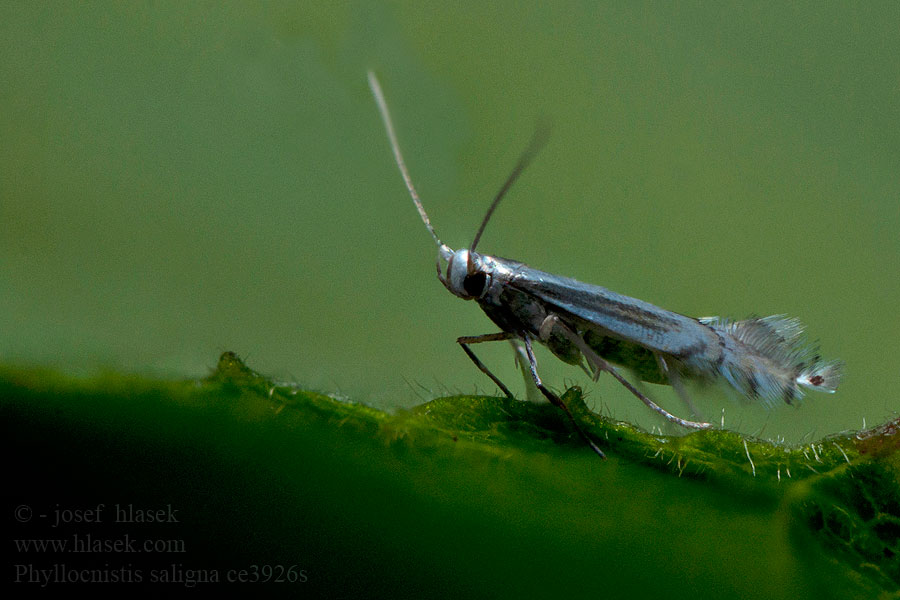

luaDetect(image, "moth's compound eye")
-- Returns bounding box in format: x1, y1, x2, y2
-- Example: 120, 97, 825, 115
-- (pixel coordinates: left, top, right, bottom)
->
463, 272, 488, 297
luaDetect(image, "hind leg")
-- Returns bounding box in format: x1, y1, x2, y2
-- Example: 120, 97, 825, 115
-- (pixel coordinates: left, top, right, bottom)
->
539, 315, 712, 430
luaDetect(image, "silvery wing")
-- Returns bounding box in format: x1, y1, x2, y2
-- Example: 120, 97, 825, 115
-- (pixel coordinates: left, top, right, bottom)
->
497, 259, 721, 362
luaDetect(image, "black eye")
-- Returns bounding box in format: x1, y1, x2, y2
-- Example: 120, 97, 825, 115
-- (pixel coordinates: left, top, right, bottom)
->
463, 272, 488, 297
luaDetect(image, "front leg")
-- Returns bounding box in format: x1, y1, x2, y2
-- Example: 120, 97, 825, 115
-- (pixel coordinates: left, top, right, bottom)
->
457, 332, 515, 398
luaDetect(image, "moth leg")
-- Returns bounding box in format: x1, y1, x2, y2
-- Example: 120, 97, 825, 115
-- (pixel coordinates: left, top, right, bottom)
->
509, 340, 544, 404
655, 354, 705, 422
522, 335, 606, 458
537, 314, 593, 378
457, 333, 516, 399
539, 315, 712, 430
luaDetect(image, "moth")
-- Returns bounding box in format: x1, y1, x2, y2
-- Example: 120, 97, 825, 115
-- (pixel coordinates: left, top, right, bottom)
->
368, 71, 842, 457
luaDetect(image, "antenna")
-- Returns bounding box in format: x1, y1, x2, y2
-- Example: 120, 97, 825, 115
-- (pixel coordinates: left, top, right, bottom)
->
368, 70, 443, 249
469, 120, 550, 253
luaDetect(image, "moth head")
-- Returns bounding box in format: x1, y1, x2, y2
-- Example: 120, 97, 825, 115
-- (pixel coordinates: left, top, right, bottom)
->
441, 248, 492, 300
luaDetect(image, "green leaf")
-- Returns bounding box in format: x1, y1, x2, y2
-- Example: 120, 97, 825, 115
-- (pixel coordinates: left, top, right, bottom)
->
3, 352, 897, 598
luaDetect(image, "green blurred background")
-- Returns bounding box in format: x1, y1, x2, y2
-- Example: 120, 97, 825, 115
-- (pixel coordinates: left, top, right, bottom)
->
2, 2, 898, 442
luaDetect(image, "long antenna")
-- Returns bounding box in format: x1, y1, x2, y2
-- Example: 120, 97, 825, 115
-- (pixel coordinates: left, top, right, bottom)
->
368, 70, 443, 249
469, 120, 550, 253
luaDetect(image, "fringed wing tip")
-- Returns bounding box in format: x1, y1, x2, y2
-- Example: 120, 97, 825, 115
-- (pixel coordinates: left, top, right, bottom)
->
797, 360, 843, 393
700, 314, 843, 402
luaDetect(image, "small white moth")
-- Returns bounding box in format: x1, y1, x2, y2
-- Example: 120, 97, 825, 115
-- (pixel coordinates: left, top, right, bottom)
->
368, 71, 842, 457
